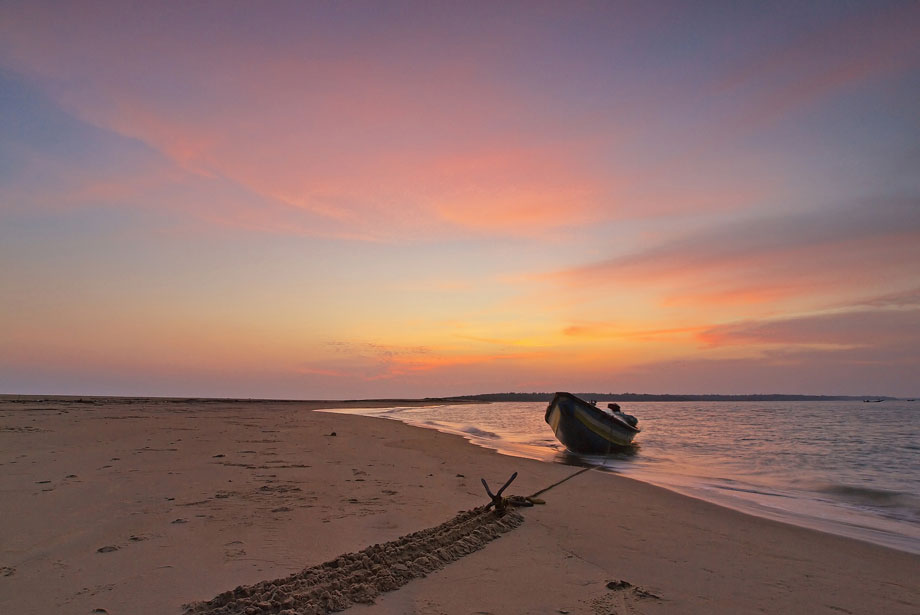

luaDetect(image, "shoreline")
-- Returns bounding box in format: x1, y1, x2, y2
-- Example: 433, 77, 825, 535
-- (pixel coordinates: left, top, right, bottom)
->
321, 402, 920, 556
1, 397, 918, 614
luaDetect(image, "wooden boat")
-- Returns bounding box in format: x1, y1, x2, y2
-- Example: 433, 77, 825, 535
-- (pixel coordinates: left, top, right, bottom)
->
544, 392, 640, 454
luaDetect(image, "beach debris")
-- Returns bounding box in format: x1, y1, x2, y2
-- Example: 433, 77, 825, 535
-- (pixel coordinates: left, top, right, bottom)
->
0, 566, 15, 576
183, 505, 524, 615
96, 546, 119, 553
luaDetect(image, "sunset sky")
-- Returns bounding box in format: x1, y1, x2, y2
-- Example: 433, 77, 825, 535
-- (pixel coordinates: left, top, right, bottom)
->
2, 1, 918, 398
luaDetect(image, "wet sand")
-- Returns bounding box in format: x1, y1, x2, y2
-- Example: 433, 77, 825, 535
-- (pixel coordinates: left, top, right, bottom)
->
1, 397, 917, 614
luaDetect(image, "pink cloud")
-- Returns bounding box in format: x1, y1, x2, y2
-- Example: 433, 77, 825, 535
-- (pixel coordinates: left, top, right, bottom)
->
698, 305, 920, 349
0, 2, 790, 241
549, 200, 920, 309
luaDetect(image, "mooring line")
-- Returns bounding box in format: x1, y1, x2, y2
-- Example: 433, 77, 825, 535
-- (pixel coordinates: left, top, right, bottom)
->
528, 466, 594, 499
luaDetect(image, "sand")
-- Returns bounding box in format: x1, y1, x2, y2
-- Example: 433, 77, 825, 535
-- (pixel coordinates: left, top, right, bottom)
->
1, 396, 918, 615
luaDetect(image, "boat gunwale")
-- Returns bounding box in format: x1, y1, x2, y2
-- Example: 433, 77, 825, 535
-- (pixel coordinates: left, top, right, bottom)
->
551, 391, 641, 434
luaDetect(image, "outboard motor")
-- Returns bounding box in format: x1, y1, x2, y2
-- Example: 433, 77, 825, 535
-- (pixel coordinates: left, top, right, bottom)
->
608, 403, 639, 427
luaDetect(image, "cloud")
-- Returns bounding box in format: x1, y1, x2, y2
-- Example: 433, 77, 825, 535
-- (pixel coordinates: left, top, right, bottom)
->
699, 304, 920, 349
563, 323, 705, 342
294, 366, 347, 379
715, 2, 920, 129
617, 342, 918, 396
310, 339, 552, 383
0, 3, 624, 240
0, 2, 835, 241
550, 198, 920, 307
601, 288, 920, 395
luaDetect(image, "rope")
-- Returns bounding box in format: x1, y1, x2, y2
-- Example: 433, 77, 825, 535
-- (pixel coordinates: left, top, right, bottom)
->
528, 466, 593, 499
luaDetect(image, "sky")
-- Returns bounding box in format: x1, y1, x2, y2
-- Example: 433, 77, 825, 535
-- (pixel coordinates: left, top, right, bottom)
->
1, 1, 919, 398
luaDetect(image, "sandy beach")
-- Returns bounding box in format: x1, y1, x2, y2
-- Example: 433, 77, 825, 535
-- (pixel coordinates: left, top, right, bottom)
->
1, 397, 917, 615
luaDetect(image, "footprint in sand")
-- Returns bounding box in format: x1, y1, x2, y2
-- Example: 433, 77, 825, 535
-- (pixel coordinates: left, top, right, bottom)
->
586, 579, 662, 615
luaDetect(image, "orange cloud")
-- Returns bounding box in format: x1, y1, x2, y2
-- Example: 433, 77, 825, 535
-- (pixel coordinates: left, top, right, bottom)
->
294, 366, 346, 378
316, 339, 556, 382
453, 333, 547, 348
383, 350, 547, 376
563, 323, 705, 342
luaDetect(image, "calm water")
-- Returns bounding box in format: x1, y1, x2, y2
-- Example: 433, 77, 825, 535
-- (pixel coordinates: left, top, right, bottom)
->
324, 401, 920, 554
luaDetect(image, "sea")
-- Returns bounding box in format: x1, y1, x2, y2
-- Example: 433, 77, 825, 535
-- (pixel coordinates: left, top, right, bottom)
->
323, 400, 920, 554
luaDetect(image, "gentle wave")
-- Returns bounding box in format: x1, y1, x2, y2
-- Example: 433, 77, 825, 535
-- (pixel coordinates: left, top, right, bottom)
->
815, 484, 920, 521
460, 426, 500, 439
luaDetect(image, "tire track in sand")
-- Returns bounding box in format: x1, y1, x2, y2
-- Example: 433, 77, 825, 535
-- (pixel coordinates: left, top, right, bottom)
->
183, 506, 524, 615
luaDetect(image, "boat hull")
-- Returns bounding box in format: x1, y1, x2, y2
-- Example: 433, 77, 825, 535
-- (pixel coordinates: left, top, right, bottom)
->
545, 392, 639, 454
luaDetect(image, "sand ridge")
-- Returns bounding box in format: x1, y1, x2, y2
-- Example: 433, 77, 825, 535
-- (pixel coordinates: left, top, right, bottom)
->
183, 506, 524, 615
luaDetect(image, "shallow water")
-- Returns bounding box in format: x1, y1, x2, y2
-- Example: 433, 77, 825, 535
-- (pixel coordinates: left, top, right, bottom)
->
323, 400, 920, 554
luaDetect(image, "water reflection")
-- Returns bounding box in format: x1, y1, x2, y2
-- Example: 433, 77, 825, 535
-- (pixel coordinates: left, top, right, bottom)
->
555, 446, 640, 469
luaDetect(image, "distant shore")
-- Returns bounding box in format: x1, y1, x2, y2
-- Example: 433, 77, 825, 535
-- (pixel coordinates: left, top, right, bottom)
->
0, 392, 904, 404
1, 396, 917, 614
451, 392, 904, 402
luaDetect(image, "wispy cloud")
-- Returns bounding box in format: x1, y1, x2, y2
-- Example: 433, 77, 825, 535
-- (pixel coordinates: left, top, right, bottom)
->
698, 304, 920, 349
315, 340, 550, 382
716, 2, 920, 129
563, 323, 705, 342
550, 199, 920, 307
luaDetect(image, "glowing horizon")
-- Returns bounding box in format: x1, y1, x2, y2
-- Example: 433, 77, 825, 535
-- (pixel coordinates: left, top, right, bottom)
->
2, 2, 918, 398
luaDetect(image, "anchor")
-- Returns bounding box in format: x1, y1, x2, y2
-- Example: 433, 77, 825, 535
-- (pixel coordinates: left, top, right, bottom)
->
480, 472, 535, 514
